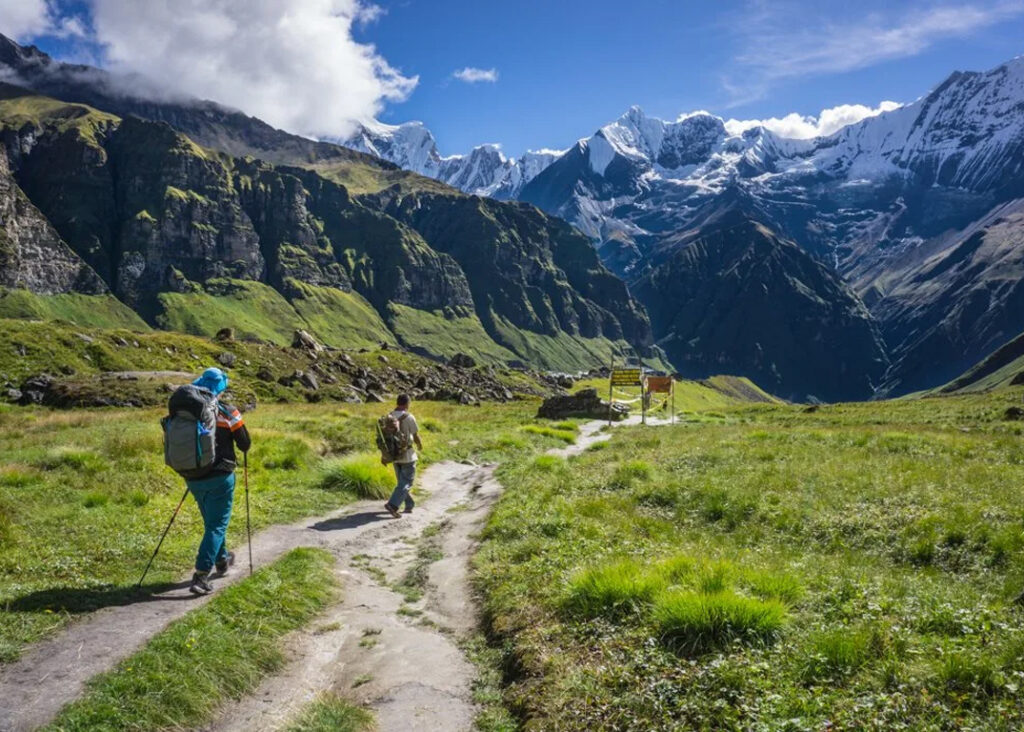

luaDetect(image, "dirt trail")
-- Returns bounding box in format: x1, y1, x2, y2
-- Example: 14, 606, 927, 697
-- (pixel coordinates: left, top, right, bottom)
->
0, 461, 487, 732
205, 465, 500, 732
0, 416, 663, 731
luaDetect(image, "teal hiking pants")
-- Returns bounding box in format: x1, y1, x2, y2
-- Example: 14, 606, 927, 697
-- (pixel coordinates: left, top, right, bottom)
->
187, 472, 235, 573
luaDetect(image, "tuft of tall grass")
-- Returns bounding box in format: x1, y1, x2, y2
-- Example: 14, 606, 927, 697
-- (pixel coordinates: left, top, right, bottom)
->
531, 455, 564, 472
609, 460, 653, 489
936, 651, 1002, 695
521, 425, 576, 444
654, 590, 786, 654
257, 436, 314, 471
318, 453, 394, 499
564, 559, 665, 619
82, 491, 110, 509
285, 694, 374, 732
38, 447, 107, 475
799, 628, 874, 682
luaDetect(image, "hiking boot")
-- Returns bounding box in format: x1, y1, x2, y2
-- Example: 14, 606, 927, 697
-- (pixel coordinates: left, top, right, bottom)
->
384, 502, 401, 519
189, 571, 214, 596
215, 551, 235, 576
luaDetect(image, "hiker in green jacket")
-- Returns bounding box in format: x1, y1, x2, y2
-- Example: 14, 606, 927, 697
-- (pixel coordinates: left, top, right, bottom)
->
187, 368, 251, 595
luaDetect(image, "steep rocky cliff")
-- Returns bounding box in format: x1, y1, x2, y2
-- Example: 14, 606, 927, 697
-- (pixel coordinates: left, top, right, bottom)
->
0, 142, 105, 295
630, 206, 888, 402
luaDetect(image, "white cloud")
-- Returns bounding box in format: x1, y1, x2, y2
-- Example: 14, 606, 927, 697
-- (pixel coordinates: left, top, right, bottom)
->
724, 101, 903, 139
452, 67, 499, 84
0, 0, 87, 40
87, 0, 417, 138
727, 1, 1024, 104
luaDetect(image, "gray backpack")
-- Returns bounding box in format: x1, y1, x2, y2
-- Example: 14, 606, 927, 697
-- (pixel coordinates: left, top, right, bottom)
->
162, 384, 217, 479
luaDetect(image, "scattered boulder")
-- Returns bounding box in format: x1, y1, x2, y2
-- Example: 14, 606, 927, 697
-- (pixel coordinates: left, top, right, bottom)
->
215, 327, 235, 342
298, 371, 320, 391
378, 355, 390, 365
113, 336, 130, 347
449, 353, 476, 369
75, 333, 94, 344
292, 329, 324, 356
256, 366, 274, 382
217, 351, 236, 367
1004, 406, 1024, 421
1012, 371, 1024, 386
5, 388, 22, 403
366, 391, 385, 403
536, 387, 629, 421
18, 374, 54, 405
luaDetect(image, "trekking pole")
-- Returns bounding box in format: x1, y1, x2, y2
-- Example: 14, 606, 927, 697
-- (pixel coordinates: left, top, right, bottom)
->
244, 451, 253, 576
136, 486, 190, 590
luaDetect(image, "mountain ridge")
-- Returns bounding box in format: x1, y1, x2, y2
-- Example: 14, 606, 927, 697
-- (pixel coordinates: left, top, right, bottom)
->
0, 38, 659, 373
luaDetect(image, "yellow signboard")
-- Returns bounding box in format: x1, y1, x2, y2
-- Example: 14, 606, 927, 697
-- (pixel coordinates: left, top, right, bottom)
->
610, 369, 643, 386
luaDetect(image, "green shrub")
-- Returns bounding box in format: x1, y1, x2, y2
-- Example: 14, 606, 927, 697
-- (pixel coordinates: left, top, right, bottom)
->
421, 417, 444, 433
552, 421, 579, 433
318, 453, 393, 499
654, 590, 786, 654
564, 559, 664, 619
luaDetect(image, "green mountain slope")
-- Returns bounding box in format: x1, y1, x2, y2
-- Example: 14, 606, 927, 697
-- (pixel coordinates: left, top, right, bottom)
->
0, 81, 657, 370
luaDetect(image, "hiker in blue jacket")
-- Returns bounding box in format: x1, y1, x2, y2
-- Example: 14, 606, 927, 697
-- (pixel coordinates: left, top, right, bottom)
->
187, 368, 251, 595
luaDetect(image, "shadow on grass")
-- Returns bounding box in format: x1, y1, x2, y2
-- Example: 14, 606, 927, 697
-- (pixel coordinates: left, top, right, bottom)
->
6, 580, 196, 614
309, 510, 392, 532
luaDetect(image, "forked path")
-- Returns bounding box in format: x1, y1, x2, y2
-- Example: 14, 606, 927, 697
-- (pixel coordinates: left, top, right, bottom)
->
0, 417, 650, 731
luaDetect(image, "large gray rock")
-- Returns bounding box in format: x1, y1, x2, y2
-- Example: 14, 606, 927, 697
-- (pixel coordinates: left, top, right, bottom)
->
536, 387, 629, 421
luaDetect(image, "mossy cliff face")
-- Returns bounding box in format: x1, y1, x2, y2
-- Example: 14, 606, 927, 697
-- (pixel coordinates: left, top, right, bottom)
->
0, 84, 657, 369
366, 189, 655, 350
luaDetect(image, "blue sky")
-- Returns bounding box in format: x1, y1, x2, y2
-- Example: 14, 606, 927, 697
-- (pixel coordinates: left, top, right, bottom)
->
11, 0, 1024, 155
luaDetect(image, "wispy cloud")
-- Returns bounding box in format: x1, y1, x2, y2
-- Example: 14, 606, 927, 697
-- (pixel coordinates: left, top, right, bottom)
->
725, 1, 1024, 105
354, 2, 386, 27
452, 66, 499, 84
724, 101, 903, 139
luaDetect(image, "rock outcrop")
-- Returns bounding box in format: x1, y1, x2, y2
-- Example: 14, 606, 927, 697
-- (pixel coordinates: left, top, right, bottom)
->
0, 143, 105, 295
536, 388, 630, 421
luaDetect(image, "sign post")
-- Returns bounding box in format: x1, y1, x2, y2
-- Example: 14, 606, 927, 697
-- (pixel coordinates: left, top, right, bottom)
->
607, 357, 615, 426
642, 375, 647, 425
646, 376, 674, 425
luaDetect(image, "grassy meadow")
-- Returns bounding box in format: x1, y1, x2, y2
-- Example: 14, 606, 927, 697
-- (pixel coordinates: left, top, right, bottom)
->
475, 388, 1024, 730
0, 397, 578, 663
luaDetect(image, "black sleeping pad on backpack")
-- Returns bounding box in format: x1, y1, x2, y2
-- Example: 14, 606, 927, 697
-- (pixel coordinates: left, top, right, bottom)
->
168, 384, 215, 418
